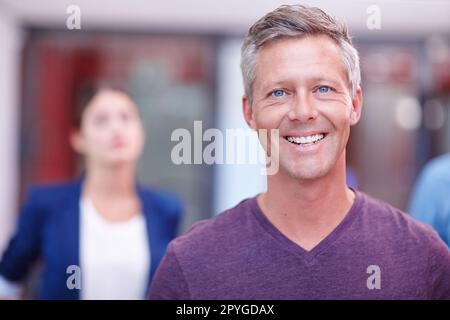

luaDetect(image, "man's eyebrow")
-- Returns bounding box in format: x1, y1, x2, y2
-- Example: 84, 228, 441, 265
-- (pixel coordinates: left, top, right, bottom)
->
259, 80, 289, 91
307, 76, 344, 86
259, 76, 344, 91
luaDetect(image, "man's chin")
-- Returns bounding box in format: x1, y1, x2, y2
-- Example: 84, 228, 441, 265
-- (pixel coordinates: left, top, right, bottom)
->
278, 162, 329, 181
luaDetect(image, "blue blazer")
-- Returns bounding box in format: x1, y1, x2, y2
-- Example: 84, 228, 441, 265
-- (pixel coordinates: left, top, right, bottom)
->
0, 179, 182, 299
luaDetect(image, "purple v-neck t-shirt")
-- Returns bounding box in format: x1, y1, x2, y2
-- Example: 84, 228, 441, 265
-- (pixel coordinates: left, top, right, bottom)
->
149, 191, 450, 299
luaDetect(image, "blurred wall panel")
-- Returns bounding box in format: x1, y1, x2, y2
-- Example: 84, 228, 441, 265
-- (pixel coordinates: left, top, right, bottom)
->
0, 10, 21, 254
348, 40, 450, 211
213, 38, 266, 215
20, 31, 216, 233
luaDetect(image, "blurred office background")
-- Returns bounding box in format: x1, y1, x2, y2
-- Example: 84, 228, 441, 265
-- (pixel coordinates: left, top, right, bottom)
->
0, 0, 449, 256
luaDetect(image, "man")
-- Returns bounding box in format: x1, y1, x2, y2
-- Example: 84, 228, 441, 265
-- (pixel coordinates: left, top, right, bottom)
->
410, 153, 450, 247
150, 5, 450, 299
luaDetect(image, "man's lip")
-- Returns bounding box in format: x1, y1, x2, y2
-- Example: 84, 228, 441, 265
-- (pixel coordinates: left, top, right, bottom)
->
283, 131, 328, 138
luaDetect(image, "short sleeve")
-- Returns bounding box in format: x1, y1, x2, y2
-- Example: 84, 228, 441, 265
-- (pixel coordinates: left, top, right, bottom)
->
427, 230, 450, 299
149, 243, 190, 300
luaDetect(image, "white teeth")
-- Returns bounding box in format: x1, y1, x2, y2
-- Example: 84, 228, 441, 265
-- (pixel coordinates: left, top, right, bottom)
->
286, 134, 324, 145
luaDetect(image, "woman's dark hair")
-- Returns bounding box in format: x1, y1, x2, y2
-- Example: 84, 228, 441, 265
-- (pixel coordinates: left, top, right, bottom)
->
72, 81, 132, 129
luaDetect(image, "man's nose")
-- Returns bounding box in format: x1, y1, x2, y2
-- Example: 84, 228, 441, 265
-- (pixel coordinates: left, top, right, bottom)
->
287, 92, 318, 122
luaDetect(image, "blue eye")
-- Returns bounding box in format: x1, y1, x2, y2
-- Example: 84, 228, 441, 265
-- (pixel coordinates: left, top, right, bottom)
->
318, 86, 330, 94
271, 89, 286, 98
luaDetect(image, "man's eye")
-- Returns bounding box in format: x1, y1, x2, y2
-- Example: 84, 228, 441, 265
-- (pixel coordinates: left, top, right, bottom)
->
271, 89, 286, 98
317, 86, 331, 94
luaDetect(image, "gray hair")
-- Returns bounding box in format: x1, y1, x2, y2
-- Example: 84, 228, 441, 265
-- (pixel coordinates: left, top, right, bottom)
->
241, 4, 361, 104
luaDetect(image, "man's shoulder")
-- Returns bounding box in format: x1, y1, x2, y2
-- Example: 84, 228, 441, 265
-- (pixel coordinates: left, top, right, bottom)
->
357, 191, 445, 249
169, 197, 256, 254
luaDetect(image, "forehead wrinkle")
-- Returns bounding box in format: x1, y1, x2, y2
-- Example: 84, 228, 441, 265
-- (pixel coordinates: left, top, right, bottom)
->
253, 36, 348, 92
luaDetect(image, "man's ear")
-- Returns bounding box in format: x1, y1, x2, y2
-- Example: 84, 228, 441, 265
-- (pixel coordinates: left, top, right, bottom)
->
242, 96, 256, 130
350, 87, 363, 126
70, 129, 85, 154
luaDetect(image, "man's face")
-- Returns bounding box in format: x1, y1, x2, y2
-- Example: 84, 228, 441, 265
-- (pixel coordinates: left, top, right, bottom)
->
243, 35, 362, 180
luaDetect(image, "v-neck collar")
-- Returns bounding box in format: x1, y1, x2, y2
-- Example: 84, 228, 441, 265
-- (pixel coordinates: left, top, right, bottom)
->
249, 190, 363, 264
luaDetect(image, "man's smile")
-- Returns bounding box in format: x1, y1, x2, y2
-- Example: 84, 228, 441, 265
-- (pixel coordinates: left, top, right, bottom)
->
283, 132, 328, 147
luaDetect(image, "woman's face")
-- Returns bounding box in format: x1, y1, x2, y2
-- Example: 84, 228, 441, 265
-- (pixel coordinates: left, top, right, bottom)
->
72, 89, 145, 168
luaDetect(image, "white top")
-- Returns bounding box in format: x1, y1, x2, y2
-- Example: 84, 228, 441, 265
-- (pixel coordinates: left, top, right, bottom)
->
79, 197, 150, 300
0, 275, 21, 298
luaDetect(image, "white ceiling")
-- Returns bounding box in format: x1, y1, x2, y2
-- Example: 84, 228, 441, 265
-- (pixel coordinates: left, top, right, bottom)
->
1, 0, 449, 37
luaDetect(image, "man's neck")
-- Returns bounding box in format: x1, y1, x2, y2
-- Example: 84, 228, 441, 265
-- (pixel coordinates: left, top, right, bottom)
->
258, 158, 355, 251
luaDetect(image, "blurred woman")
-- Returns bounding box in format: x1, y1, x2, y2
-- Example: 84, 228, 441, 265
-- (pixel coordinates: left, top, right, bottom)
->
0, 85, 182, 299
